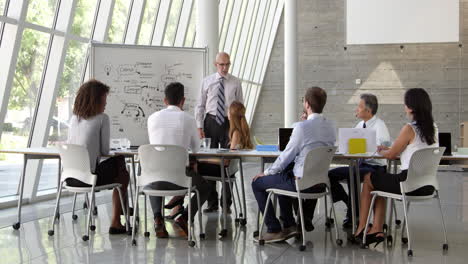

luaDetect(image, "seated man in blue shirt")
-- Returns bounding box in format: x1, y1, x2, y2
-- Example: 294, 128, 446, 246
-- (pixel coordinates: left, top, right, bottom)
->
252, 87, 336, 243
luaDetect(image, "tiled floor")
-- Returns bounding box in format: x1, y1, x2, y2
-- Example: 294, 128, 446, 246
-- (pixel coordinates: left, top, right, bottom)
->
1, 163, 468, 264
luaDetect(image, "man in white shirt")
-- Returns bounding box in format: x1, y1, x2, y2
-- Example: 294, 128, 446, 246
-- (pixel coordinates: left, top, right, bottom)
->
195, 52, 243, 212
328, 93, 391, 228
147, 82, 210, 238
252, 87, 336, 243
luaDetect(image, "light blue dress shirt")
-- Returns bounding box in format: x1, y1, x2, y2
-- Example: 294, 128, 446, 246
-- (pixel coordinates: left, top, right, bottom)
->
264, 113, 336, 178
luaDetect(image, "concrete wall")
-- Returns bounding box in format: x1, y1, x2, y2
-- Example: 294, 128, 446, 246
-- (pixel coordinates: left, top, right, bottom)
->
252, 0, 468, 148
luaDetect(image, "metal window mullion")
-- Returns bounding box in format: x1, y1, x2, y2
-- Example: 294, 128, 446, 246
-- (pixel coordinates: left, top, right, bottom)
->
191, 30, 196, 47
149, 0, 162, 44
238, 0, 261, 80
178, 0, 194, 46
0, 0, 29, 142
27, 0, 63, 147
233, 0, 258, 77
121, 0, 135, 43
219, 0, 234, 51
159, 0, 173, 46
228, 0, 248, 67
257, 0, 282, 83
170, 0, 185, 46
81, 0, 105, 84
218, 0, 228, 35
128, 0, 146, 44
246, 0, 271, 83
222, 0, 242, 54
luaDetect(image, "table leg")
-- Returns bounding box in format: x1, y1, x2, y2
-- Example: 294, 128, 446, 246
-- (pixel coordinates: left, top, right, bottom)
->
238, 158, 247, 225
129, 156, 137, 208
348, 160, 357, 235
13, 155, 28, 230
55, 158, 62, 219
219, 157, 228, 237
355, 160, 362, 209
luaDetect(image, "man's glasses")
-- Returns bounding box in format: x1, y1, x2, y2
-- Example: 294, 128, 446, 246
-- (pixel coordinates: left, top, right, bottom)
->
217, 63, 231, 67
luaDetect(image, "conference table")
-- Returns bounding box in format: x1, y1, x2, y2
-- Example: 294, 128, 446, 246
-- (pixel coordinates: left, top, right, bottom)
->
2, 147, 467, 236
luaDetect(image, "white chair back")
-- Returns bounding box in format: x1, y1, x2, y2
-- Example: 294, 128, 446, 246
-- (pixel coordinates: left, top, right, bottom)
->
402, 147, 445, 193
296, 146, 337, 191
57, 144, 96, 185
138, 144, 189, 188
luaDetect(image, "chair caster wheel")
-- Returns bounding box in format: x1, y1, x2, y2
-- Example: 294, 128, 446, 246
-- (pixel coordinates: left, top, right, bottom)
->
360, 243, 368, 249
219, 229, 228, 237
299, 245, 306, 251
325, 222, 332, 228
93, 207, 98, 215
383, 224, 388, 233
72, 215, 78, 220
395, 219, 401, 225
259, 239, 265, 246
235, 218, 240, 223
443, 243, 448, 251
402, 237, 408, 244
144, 232, 150, 237
253, 231, 259, 237
329, 218, 334, 224
90, 225, 96, 231
336, 239, 343, 246
83, 202, 88, 209
82, 235, 89, 241
239, 213, 244, 218
407, 249, 413, 257
48, 230, 54, 236
240, 219, 247, 226
387, 235, 393, 247
132, 239, 137, 246
189, 240, 196, 247
12, 223, 20, 230
200, 233, 206, 239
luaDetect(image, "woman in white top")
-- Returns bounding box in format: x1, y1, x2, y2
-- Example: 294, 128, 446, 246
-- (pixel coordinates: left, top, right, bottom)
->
67, 79, 130, 234
352, 88, 438, 247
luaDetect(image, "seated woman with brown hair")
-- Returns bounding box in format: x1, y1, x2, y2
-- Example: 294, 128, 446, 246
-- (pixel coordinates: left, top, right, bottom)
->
67, 79, 130, 234
164, 101, 253, 217
352, 88, 438, 247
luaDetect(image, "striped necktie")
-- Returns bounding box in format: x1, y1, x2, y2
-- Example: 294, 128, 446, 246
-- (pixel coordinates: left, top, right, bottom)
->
216, 76, 226, 125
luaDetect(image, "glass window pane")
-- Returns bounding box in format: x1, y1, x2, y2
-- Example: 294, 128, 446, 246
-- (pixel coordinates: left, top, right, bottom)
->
0, 29, 49, 197
38, 160, 59, 191
71, 0, 98, 38
26, 0, 58, 28
184, 2, 196, 47
162, 0, 183, 46
0, 0, 5, 15
107, 0, 131, 43
138, 0, 160, 45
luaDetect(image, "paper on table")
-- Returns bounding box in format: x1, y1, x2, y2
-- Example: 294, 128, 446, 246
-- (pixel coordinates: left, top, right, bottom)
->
338, 128, 377, 154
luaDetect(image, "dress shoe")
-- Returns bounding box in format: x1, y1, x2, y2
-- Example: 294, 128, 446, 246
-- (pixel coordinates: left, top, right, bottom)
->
154, 216, 168, 238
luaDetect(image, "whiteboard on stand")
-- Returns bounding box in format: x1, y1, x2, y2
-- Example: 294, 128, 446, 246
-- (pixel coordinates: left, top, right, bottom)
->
90, 43, 207, 146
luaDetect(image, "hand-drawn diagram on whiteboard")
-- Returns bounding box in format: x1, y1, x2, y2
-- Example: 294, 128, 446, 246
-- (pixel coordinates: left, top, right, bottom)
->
91, 44, 206, 146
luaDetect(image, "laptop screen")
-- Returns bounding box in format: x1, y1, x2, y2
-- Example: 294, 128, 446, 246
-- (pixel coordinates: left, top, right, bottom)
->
279, 128, 293, 151
438, 132, 451, 156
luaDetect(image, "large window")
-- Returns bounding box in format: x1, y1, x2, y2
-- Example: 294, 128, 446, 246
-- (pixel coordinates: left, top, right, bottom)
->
71, 0, 98, 38
0, 0, 284, 201
138, 0, 161, 45
107, 0, 131, 43
26, 0, 58, 28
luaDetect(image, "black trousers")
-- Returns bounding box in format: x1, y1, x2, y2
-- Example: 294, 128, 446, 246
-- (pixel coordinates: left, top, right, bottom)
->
204, 114, 229, 148
198, 162, 233, 208
148, 168, 211, 219
328, 163, 386, 218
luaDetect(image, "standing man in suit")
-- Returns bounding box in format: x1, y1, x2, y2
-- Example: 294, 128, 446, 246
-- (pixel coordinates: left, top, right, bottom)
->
195, 52, 243, 212
251, 87, 336, 243
328, 93, 390, 228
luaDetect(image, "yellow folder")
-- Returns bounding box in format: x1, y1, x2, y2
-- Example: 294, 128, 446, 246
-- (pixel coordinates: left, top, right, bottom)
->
348, 138, 366, 154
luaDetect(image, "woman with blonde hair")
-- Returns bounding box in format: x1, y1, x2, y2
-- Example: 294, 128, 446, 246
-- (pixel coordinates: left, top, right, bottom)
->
165, 101, 253, 218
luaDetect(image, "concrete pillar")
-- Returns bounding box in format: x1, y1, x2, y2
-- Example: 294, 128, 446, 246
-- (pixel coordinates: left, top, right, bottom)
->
284, 0, 298, 127
197, 0, 219, 72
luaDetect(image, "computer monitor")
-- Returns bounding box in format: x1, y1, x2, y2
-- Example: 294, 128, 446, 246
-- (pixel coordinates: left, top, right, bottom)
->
279, 128, 293, 151
438, 133, 451, 165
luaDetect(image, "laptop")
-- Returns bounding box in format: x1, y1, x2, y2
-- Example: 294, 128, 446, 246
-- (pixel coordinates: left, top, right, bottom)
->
439, 132, 451, 165
279, 128, 293, 151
